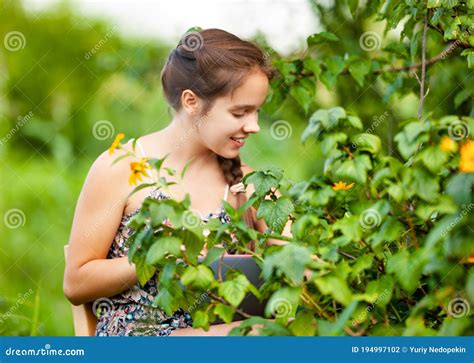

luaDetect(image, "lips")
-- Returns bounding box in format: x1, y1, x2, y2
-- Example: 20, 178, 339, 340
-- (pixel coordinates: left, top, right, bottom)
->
230, 136, 246, 147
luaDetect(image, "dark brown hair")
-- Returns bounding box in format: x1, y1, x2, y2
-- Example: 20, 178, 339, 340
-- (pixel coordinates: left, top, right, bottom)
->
161, 28, 274, 230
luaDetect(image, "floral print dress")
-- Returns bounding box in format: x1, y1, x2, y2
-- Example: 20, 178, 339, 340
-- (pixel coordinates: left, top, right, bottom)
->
95, 186, 235, 336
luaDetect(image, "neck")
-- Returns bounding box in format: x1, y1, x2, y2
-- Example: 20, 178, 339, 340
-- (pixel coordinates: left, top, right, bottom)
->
161, 114, 217, 171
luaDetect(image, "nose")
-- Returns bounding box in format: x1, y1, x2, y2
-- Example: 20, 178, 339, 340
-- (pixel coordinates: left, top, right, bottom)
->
243, 113, 260, 134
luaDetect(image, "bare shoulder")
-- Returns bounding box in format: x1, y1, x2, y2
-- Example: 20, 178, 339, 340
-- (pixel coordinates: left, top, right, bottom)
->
87, 148, 130, 191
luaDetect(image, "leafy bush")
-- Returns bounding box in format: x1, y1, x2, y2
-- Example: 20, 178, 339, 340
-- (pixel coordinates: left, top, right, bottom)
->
116, 0, 474, 336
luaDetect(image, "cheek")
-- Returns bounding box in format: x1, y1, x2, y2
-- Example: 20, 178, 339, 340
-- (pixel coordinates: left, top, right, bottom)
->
200, 113, 237, 144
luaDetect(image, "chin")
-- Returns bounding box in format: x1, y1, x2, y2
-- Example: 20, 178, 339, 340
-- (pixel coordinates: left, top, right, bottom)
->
217, 149, 240, 159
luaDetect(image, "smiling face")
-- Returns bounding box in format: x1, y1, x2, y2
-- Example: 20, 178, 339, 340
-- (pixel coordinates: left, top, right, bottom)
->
194, 70, 269, 159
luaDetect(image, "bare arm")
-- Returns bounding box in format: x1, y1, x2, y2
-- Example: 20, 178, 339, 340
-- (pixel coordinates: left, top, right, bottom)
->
63, 151, 138, 305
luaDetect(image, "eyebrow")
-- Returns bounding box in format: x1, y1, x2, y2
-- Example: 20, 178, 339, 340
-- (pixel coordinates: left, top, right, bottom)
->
229, 104, 257, 111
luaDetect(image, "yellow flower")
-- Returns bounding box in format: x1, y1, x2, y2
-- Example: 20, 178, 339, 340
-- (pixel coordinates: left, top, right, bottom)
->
440, 136, 457, 153
467, 255, 474, 264
459, 140, 474, 173
129, 157, 150, 185
332, 181, 354, 191
108, 133, 125, 155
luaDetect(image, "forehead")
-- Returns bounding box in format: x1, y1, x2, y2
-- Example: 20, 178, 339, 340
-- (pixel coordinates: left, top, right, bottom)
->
220, 71, 269, 108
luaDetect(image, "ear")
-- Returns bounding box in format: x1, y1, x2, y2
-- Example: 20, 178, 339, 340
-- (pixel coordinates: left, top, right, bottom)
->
181, 89, 202, 116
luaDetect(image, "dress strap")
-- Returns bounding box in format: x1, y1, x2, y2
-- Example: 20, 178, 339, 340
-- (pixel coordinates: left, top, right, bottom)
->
223, 184, 230, 202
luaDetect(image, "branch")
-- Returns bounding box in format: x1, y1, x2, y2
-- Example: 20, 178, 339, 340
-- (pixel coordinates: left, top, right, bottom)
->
418, 14, 429, 120
207, 292, 252, 319
296, 41, 462, 80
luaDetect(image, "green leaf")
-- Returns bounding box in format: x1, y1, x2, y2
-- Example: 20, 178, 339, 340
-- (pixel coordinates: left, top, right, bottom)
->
336, 154, 372, 184
153, 283, 183, 316
350, 254, 374, 277
307, 31, 339, 46
135, 255, 156, 286
365, 275, 394, 307
202, 247, 225, 265
192, 310, 209, 329
321, 132, 348, 156
244, 169, 282, 197
326, 56, 346, 76
262, 244, 313, 285
348, 0, 359, 17
419, 146, 449, 173
348, 59, 371, 87
352, 133, 382, 154
218, 274, 250, 307
183, 230, 204, 264
146, 237, 182, 265
314, 275, 353, 305
333, 215, 363, 242
214, 303, 235, 324
181, 265, 216, 290
368, 217, 404, 247
288, 310, 317, 336
256, 197, 294, 234
404, 168, 440, 202
303, 58, 322, 78
394, 122, 430, 159
446, 173, 474, 205
415, 195, 458, 220
265, 287, 300, 319
347, 115, 363, 130
386, 250, 424, 293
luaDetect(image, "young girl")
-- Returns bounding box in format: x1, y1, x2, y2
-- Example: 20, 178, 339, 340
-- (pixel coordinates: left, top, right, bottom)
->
63, 28, 289, 336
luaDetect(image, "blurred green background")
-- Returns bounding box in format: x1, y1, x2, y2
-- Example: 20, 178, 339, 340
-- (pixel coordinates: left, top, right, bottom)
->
0, 0, 470, 335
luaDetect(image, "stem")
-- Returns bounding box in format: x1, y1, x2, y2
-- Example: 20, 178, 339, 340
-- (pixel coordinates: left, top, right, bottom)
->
301, 287, 332, 320
207, 292, 252, 319
389, 302, 402, 322
338, 250, 357, 260
418, 13, 429, 120
256, 232, 295, 243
